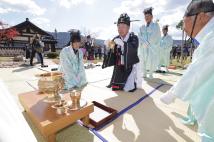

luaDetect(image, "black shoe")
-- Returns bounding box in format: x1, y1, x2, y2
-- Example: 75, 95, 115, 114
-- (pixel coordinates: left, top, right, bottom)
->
128, 82, 137, 92
128, 88, 137, 92
155, 70, 161, 73
106, 84, 111, 88
30, 63, 34, 66
41, 65, 48, 68
162, 71, 166, 73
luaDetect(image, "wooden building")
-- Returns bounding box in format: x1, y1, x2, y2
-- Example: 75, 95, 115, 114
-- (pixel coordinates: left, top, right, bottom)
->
0, 18, 57, 52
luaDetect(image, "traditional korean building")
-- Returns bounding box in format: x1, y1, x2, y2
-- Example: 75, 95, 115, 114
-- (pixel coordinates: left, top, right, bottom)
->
0, 18, 57, 52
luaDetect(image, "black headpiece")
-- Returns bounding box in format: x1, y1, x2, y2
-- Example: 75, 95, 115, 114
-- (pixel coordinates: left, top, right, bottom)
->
184, 0, 214, 17
117, 13, 131, 26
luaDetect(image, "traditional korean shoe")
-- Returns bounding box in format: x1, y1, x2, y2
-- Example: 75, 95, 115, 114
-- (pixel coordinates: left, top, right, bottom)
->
155, 70, 161, 73
160, 92, 176, 104
162, 71, 166, 73
41, 65, 48, 68
106, 84, 111, 88
128, 83, 137, 92
181, 116, 196, 125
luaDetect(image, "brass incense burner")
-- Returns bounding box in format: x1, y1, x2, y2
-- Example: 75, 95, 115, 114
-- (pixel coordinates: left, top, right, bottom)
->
36, 72, 64, 103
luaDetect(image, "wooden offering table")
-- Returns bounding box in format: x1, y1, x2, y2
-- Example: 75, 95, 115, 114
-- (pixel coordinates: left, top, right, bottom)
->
19, 91, 94, 142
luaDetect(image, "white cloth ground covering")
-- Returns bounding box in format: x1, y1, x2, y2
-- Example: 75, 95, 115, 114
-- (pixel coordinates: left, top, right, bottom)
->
0, 80, 37, 142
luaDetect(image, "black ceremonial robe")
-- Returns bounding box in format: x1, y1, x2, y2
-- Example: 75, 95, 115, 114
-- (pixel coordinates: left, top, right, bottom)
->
102, 33, 139, 90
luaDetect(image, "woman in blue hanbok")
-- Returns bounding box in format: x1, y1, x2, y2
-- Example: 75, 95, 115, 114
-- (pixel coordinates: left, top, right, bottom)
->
59, 30, 87, 90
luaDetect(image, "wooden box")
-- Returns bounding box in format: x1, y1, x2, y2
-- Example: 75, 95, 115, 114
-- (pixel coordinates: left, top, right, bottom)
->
89, 101, 117, 128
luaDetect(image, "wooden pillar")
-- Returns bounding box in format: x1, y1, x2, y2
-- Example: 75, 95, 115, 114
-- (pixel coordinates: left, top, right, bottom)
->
51, 43, 56, 52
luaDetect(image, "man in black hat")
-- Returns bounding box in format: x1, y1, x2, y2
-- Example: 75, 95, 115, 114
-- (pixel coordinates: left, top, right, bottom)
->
59, 30, 87, 90
138, 7, 161, 79
161, 0, 214, 141
102, 13, 139, 92
158, 25, 173, 73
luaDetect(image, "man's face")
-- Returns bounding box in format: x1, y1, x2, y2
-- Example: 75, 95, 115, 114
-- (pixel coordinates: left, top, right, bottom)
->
144, 14, 153, 24
183, 13, 207, 38
72, 42, 81, 49
117, 23, 129, 37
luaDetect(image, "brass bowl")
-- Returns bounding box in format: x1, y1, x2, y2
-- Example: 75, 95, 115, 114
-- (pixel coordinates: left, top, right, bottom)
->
51, 100, 67, 114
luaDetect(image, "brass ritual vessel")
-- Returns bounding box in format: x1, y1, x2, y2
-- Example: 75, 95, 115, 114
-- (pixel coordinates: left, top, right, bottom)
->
36, 72, 64, 103
69, 90, 81, 110
51, 100, 67, 115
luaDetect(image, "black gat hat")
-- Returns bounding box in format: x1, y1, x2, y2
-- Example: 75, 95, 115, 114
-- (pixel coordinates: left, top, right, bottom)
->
184, 0, 214, 17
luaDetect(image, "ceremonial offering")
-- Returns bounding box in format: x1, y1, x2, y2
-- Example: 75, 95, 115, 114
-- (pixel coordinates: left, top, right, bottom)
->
36, 72, 64, 103
51, 100, 67, 115
65, 90, 87, 110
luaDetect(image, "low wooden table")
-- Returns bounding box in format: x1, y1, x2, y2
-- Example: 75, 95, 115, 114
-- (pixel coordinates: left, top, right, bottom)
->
19, 91, 94, 142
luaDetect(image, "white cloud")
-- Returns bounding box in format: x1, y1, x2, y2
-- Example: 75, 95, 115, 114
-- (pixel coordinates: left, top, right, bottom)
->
57, 0, 96, 8
0, 7, 18, 14
31, 17, 51, 30
92, 25, 117, 40
113, 0, 143, 16
0, 0, 46, 16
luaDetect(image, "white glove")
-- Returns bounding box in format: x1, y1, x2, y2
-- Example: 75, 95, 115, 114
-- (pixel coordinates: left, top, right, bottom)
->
104, 39, 111, 50
104, 39, 110, 47
114, 38, 124, 47
160, 91, 176, 105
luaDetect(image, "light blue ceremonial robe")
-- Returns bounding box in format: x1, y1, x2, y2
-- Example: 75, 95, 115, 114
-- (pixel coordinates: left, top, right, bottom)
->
59, 46, 87, 90
159, 34, 173, 67
138, 22, 161, 75
0, 80, 37, 142
166, 17, 214, 142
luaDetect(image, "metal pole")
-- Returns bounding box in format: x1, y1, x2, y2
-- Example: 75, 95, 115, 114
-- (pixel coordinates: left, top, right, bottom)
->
181, 29, 184, 66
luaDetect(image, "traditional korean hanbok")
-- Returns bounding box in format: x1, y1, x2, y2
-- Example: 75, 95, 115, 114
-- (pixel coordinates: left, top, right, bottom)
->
102, 32, 139, 92
59, 46, 87, 90
159, 34, 173, 67
138, 22, 161, 78
161, 17, 214, 142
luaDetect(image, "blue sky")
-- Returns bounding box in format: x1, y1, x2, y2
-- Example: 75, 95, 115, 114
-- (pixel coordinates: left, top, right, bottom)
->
0, 0, 190, 39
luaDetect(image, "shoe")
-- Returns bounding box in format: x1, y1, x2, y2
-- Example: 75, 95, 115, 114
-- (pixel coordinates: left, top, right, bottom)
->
41, 65, 48, 68
161, 71, 166, 73
181, 116, 196, 125
106, 84, 111, 88
30, 63, 34, 66
128, 83, 137, 92
160, 92, 176, 104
